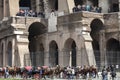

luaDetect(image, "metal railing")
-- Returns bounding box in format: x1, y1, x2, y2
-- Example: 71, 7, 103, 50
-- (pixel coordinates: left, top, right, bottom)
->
24, 50, 120, 71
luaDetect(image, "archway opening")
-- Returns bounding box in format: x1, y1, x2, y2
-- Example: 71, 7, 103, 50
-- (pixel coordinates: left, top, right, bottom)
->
64, 38, 76, 67
49, 0, 58, 11
7, 42, 12, 67
106, 38, 120, 66
28, 22, 47, 52
109, 0, 119, 12
90, 19, 104, 68
74, 0, 98, 6
49, 41, 58, 67
28, 22, 47, 66
19, 0, 31, 9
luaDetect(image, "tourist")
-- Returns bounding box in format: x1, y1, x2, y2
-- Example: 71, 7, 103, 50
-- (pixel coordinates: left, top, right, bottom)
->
4, 67, 9, 78
101, 66, 108, 80
72, 5, 79, 12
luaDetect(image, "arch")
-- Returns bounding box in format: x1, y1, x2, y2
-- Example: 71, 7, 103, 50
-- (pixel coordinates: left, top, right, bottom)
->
106, 38, 120, 66
49, 40, 59, 67
74, 0, 98, 6
90, 19, 104, 41
48, 0, 58, 11
7, 41, 12, 67
19, 0, 31, 9
90, 19, 104, 68
64, 38, 77, 67
28, 22, 47, 52
109, 0, 119, 12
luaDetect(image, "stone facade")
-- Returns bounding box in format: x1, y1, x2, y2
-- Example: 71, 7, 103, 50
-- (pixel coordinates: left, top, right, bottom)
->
0, 0, 120, 68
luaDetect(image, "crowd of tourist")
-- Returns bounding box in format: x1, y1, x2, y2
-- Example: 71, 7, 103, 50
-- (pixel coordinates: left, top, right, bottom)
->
0, 65, 117, 79
16, 9, 45, 18
72, 5, 102, 13
16, 5, 102, 18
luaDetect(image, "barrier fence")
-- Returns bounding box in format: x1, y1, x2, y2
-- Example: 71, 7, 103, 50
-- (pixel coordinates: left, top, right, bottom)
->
24, 50, 120, 72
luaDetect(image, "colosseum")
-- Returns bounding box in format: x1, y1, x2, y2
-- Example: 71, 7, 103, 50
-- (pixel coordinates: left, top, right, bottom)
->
0, 0, 120, 70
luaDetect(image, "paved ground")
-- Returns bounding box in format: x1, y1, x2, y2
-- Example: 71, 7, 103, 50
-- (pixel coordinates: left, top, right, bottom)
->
43, 72, 120, 80
2, 72, 120, 80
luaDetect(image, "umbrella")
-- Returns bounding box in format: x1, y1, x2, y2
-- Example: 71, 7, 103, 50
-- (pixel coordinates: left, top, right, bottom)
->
25, 66, 32, 71
42, 66, 48, 69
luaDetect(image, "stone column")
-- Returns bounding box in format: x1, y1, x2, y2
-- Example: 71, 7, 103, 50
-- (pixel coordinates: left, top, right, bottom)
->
99, 30, 106, 67
31, 0, 36, 11
76, 49, 82, 66
58, 49, 64, 67
99, 0, 109, 13
0, 0, 3, 20
69, 51, 72, 67
8, 0, 19, 16
3, 0, 7, 17
43, 0, 50, 18
119, 0, 120, 11
3, 42, 6, 67
36, 0, 40, 13
36, 0, 44, 13
66, 0, 75, 13
12, 38, 15, 67
118, 8, 120, 66
44, 51, 49, 66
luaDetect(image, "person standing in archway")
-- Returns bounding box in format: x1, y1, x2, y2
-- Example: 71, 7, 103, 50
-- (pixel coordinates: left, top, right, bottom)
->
4, 67, 9, 78
110, 65, 116, 80
101, 66, 108, 80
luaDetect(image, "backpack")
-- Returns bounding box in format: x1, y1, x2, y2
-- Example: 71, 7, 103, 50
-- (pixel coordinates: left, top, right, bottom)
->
111, 71, 116, 77
102, 70, 107, 76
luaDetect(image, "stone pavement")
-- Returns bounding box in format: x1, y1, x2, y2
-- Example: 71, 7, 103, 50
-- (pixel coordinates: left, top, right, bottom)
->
7, 72, 120, 80
44, 72, 120, 80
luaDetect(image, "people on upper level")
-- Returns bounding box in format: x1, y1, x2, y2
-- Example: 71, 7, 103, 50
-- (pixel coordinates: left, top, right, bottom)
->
16, 9, 44, 18
73, 5, 79, 12
72, 4, 102, 13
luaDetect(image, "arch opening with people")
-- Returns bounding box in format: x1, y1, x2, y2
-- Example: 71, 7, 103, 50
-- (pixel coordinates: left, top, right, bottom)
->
28, 22, 47, 66
63, 38, 77, 67
49, 40, 59, 67
7, 42, 12, 67
90, 19, 104, 68
106, 38, 120, 67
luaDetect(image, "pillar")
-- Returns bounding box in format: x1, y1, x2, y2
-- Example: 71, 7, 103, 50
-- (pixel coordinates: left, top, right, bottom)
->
44, 51, 49, 66
82, 33, 96, 66
58, 49, 64, 67
36, 0, 44, 13
3, 42, 6, 67
3, 0, 9, 17
84, 41, 96, 65
58, 0, 75, 13
12, 39, 15, 67
66, 0, 75, 13
69, 51, 72, 67
99, 0, 109, 13
3, 0, 19, 18
0, 0, 3, 20
43, 0, 50, 18
119, 0, 120, 11
76, 49, 82, 66
8, 0, 19, 16
31, 0, 36, 11
99, 30, 106, 67
36, 0, 40, 13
